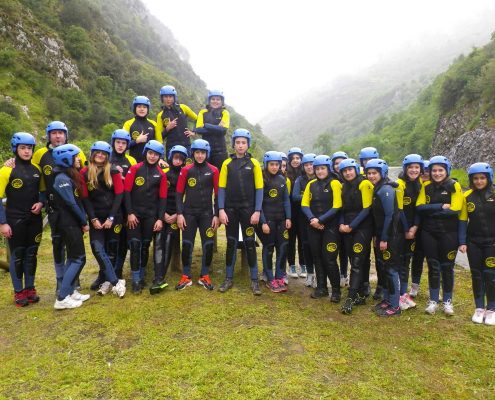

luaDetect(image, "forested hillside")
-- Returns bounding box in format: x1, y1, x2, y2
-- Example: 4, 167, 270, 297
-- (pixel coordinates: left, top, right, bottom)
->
0, 0, 272, 157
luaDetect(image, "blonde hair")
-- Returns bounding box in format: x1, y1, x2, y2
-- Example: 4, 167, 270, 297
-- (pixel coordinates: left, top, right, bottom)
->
88, 152, 113, 189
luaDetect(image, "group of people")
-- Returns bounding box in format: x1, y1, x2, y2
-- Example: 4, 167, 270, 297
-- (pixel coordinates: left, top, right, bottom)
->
1, 86, 494, 326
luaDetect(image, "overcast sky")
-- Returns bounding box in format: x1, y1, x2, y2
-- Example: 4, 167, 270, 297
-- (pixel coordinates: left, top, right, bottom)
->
145, 0, 494, 123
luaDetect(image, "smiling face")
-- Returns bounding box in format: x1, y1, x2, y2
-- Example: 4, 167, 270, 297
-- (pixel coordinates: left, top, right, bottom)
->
290, 155, 301, 168
93, 150, 108, 166
333, 158, 345, 173
135, 104, 148, 117
146, 150, 160, 164
193, 149, 207, 164
406, 163, 421, 181
341, 166, 357, 182
49, 130, 66, 147
209, 96, 223, 109
315, 165, 329, 180
303, 162, 314, 176
281, 160, 287, 174
172, 153, 185, 167
430, 164, 447, 183
366, 168, 381, 185
472, 173, 489, 190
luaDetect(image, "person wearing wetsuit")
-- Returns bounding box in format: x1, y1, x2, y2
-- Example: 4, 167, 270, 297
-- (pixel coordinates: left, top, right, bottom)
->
396, 154, 424, 311
156, 85, 197, 157
365, 159, 404, 317
175, 139, 219, 291
218, 129, 264, 295
459, 162, 495, 325
292, 153, 316, 287
338, 158, 374, 315
51, 144, 90, 310
124, 140, 168, 294
416, 156, 463, 316
0, 133, 44, 307
150, 145, 187, 295
258, 151, 291, 293
301, 155, 343, 302
195, 90, 230, 170
31, 121, 86, 294
80, 141, 126, 299
123, 96, 161, 163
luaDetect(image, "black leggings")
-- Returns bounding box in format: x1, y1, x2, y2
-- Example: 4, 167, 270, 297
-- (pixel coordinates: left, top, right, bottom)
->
153, 223, 180, 281
467, 240, 495, 310
127, 216, 156, 282
258, 219, 289, 281
89, 219, 121, 285
343, 227, 373, 299
181, 213, 215, 277
288, 202, 304, 267
298, 213, 314, 273
308, 224, 340, 292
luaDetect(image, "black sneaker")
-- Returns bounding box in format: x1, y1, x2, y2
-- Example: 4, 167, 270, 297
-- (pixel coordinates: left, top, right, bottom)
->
373, 285, 383, 300
251, 280, 262, 296
132, 281, 142, 294
140, 279, 147, 289
373, 299, 390, 314
311, 288, 329, 299
330, 291, 341, 303
219, 278, 234, 293
341, 297, 354, 315
354, 294, 366, 306
90, 275, 105, 291
378, 305, 401, 317
149, 279, 169, 295
362, 282, 371, 298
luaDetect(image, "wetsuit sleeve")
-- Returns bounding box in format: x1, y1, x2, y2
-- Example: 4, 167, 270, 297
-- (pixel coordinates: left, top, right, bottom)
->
318, 179, 343, 224
428, 182, 464, 218
218, 159, 230, 209
377, 185, 396, 242
348, 180, 373, 230
109, 171, 124, 218
253, 159, 264, 212
53, 174, 87, 226
212, 164, 219, 215
126, 154, 137, 166
301, 180, 316, 221
158, 168, 168, 219
286, 177, 292, 196
204, 123, 227, 133
283, 183, 291, 219
175, 167, 187, 215
77, 151, 87, 169
31, 148, 46, 166
221, 109, 230, 129
458, 192, 469, 245
150, 119, 162, 144
0, 167, 12, 224
123, 118, 137, 148
416, 182, 443, 214
180, 104, 198, 121
124, 165, 137, 214
156, 111, 164, 139
292, 177, 303, 203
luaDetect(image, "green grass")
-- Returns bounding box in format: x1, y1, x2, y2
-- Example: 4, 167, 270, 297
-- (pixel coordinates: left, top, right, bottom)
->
0, 227, 494, 399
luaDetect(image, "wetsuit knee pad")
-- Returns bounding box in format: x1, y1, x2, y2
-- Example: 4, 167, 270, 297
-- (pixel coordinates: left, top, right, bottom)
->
244, 239, 257, 267
128, 239, 141, 271
181, 240, 193, 266
226, 236, 238, 265
25, 245, 39, 276
51, 235, 64, 264
203, 240, 214, 265
12, 247, 26, 279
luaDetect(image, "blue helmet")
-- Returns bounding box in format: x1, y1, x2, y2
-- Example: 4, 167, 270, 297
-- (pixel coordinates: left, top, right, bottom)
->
191, 139, 211, 158
313, 155, 332, 169
91, 141, 112, 156
52, 144, 81, 168
263, 151, 283, 168
208, 89, 224, 104
143, 140, 164, 156
159, 85, 177, 101
111, 129, 131, 145
301, 153, 316, 164
288, 147, 304, 159
131, 96, 151, 112
168, 145, 188, 161
468, 162, 493, 184
232, 128, 251, 147
365, 158, 389, 178
280, 152, 288, 161
359, 147, 379, 162
331, 151, 348, 162
338, 158, 360, 177
11, 132, 36, 154
403, 154, 424, 172
423, 160, 430, 171
45, 121, 68, 141
429, 155, 451, 176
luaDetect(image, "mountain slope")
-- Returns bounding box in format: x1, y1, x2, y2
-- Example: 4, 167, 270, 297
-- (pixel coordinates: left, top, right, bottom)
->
0, 0, 272, 157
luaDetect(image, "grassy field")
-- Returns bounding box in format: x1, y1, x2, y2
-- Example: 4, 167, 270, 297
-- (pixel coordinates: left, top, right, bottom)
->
0, 226, 494, 400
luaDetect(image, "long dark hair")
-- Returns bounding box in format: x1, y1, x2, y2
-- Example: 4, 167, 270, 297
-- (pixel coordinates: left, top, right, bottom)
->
66, 165, 84, 195
286, 155, 302, 183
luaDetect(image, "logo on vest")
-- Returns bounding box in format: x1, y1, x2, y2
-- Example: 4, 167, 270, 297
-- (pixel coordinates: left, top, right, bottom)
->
403, 196, 412, 206
135, 177, 145, 186
11, 179, 23, 189
353, 243, 363, 253
447, 250, 456, 261
485, 257, 495, 268
269, 189, 278, 198
467, 202, 475, 213
245, 227, 255, 237
206, 227, 215, 238
35, 233, 42, 243
132, 131, 140, 140
188, 178, 197, 187
43, 165, 52, 175
425, 195, 430, 204
283, 229, 289, 239
171, 223, 178, 230
326, 242, 337, 252
114, 224, 122, 234
382, 250, 391, 260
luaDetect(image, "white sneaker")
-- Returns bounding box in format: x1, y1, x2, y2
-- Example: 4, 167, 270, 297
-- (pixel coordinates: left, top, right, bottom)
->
442, 299, 454, 316
97, 281, 112, 296
399, 295, 410, 311
71, 290, 90, 302
304, 273, 314, 287
425, 300, 439, 315
288, 265, 298, 278
472, 308, 485, 324
112, 279, 126, 298
409, 283, 420, 298
54, 295, 82, 310
298, 265, 307, 278
340, 275, 347, 288
484, 309, 495, 326
283, 274, 289, 285
260, 272, 268, 282
403, 293, 416, 309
